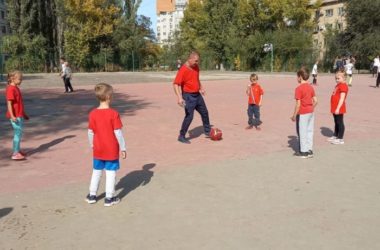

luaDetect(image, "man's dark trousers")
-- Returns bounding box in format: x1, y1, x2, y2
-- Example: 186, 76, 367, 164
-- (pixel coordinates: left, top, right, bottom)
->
180, 92, 211, 137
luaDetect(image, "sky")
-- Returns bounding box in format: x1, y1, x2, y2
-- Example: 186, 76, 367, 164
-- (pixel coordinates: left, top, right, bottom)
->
138, 0, 157, 32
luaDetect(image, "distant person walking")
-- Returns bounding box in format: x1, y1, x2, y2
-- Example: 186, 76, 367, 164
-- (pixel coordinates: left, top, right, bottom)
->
311, 60, 318, 85
345, 59, 354, 87
62, 61, 74, 93
173, 51, 211, 144
374, 56, 380, 78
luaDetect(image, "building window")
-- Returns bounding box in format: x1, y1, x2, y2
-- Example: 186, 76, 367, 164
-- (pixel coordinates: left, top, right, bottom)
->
337, 23, 343, 31
325, 9, 333, 17
1, 11, 4, 19
2, 26, 6, 34
338, 7, 344, 16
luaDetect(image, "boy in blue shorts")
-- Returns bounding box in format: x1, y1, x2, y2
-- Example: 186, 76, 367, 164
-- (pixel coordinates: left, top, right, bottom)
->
85, 83, 127, 207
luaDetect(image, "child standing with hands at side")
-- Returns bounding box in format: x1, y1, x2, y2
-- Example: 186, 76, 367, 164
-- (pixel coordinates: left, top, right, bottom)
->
328, 70, 348, 145
246, 73, 264, 130
291, 67, 318, 158
6, 71, 29, 160
86, 83, 127, 207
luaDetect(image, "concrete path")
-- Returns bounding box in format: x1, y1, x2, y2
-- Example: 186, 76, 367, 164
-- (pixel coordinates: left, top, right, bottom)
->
0, 72, 379, 249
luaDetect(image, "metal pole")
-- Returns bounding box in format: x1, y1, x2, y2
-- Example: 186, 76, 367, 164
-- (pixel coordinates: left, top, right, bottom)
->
271, 43, 274, 73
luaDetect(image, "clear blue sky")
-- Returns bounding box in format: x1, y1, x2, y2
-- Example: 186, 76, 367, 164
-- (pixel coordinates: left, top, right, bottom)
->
138, 0, 157, 32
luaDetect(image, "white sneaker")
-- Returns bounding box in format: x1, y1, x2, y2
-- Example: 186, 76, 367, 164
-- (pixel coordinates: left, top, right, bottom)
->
331, 139, 344, 145
327, 136, 337, 142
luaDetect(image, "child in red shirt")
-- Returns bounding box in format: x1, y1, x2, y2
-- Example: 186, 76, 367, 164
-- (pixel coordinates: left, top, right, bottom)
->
5, 71, 29, 160
291, 67, 318, 158
246, 73, 264, 130
86, 83, 127, 207
328, 71, 348, 145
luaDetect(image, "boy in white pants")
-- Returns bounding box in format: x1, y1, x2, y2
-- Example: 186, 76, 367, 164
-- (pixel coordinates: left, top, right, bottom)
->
291, 67, 318, 158
86, 83, 127, 206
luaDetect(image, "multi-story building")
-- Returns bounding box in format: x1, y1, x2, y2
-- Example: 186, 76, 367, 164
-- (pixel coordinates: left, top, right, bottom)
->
0, 0, 9, 38
156, 0, 188, 45
311, 0, 347, 59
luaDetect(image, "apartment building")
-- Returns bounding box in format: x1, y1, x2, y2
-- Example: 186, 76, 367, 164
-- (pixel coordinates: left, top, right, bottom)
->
156, 0, 188, 45
0, 0, 9, 38
311, 0, 347, 58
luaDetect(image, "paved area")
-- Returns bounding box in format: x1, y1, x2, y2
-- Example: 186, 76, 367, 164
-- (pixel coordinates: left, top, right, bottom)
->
0, 72, 379, 249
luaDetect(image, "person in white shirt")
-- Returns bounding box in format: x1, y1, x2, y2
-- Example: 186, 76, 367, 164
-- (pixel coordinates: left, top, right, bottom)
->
345, 60, 354, 87
374, 56, 380, 78
311, 60, 318, 85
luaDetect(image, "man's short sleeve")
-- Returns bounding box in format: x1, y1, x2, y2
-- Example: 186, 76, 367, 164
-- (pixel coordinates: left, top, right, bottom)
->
173, 66, 184, 86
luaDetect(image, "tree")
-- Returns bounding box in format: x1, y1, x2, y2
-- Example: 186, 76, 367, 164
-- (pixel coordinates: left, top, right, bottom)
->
63, 0, 120, 70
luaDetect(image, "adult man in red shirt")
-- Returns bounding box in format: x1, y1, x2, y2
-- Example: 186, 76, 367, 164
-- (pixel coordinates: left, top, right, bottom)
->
173, 51, 211, 144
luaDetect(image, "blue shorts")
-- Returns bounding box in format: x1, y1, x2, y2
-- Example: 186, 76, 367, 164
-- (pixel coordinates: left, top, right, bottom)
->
93, 159, 120, 171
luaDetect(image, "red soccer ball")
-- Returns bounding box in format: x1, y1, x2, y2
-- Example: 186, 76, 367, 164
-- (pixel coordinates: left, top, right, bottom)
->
210, 128, 223, 141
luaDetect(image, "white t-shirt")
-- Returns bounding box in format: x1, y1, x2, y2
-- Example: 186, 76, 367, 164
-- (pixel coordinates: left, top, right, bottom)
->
374, 57, 380, 67
345, 63, 354, 75
312, 64, 318, 75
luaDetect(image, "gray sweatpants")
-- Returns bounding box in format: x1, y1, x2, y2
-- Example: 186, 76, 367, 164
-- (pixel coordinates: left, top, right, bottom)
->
297, 113, 315, 153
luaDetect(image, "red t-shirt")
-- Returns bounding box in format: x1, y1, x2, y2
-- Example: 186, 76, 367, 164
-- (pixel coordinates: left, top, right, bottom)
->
331, 82, 348, 114
248, 83, 264, 105
5, 85, 26, 119
294, 83, 315, 114
173, 64, 200, 93
88, 108, 123, 161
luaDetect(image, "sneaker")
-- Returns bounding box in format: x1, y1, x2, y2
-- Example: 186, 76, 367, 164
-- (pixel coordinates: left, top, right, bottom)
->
294, 151, 309, 159
308, 150, 314, 158
11, 152, 25, 160
104, 197, 120, 207
19, 151, 27, 156
327, 136, 337, 142
245, 125, 254, 130
85, 194, 97, 204
331, 139, 344, 145
178, 135, 191, 144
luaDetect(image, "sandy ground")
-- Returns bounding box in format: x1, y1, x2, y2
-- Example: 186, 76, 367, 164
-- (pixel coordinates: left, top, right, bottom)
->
0, 71, 380, 249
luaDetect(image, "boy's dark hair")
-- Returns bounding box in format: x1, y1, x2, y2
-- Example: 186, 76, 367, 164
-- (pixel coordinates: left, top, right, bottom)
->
250, 73, 258, 81
60, 57, 65, 61
95, 83, 113, 102
297, 67, 310, 81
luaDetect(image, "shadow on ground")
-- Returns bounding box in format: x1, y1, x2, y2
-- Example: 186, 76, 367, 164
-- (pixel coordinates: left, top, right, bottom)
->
0, 207, 13, 219
288, 135, 299, 153
97, 163, 156, 201
0, 88, 152, 143
320, 127, 334, 138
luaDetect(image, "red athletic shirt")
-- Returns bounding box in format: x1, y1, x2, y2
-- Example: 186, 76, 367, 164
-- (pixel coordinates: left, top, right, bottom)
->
5, 85, 26, 119
88, 108, 123, 161
173, 64, 200, 93
294, 83, 315, 114
248, 83, 264, 105
331, 82, 348, 114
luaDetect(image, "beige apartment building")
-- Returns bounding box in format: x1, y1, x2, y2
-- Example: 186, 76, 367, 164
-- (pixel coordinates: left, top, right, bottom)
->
311, 0, 347, 59
156, 0, 188, 45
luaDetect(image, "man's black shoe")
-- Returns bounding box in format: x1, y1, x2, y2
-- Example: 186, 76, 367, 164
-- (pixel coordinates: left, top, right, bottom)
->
178, 136, 191, 144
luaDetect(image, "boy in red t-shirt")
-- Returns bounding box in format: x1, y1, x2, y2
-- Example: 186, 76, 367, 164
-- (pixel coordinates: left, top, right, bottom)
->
246, 73, 264, 130
86, 83, 127, 207
291, 67, 318, 158
328, 71, 348, 145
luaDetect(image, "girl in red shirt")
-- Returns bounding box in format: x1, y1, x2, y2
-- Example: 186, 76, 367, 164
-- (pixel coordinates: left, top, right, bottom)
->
328, 71, 348, 145
6, 71, 29, 160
